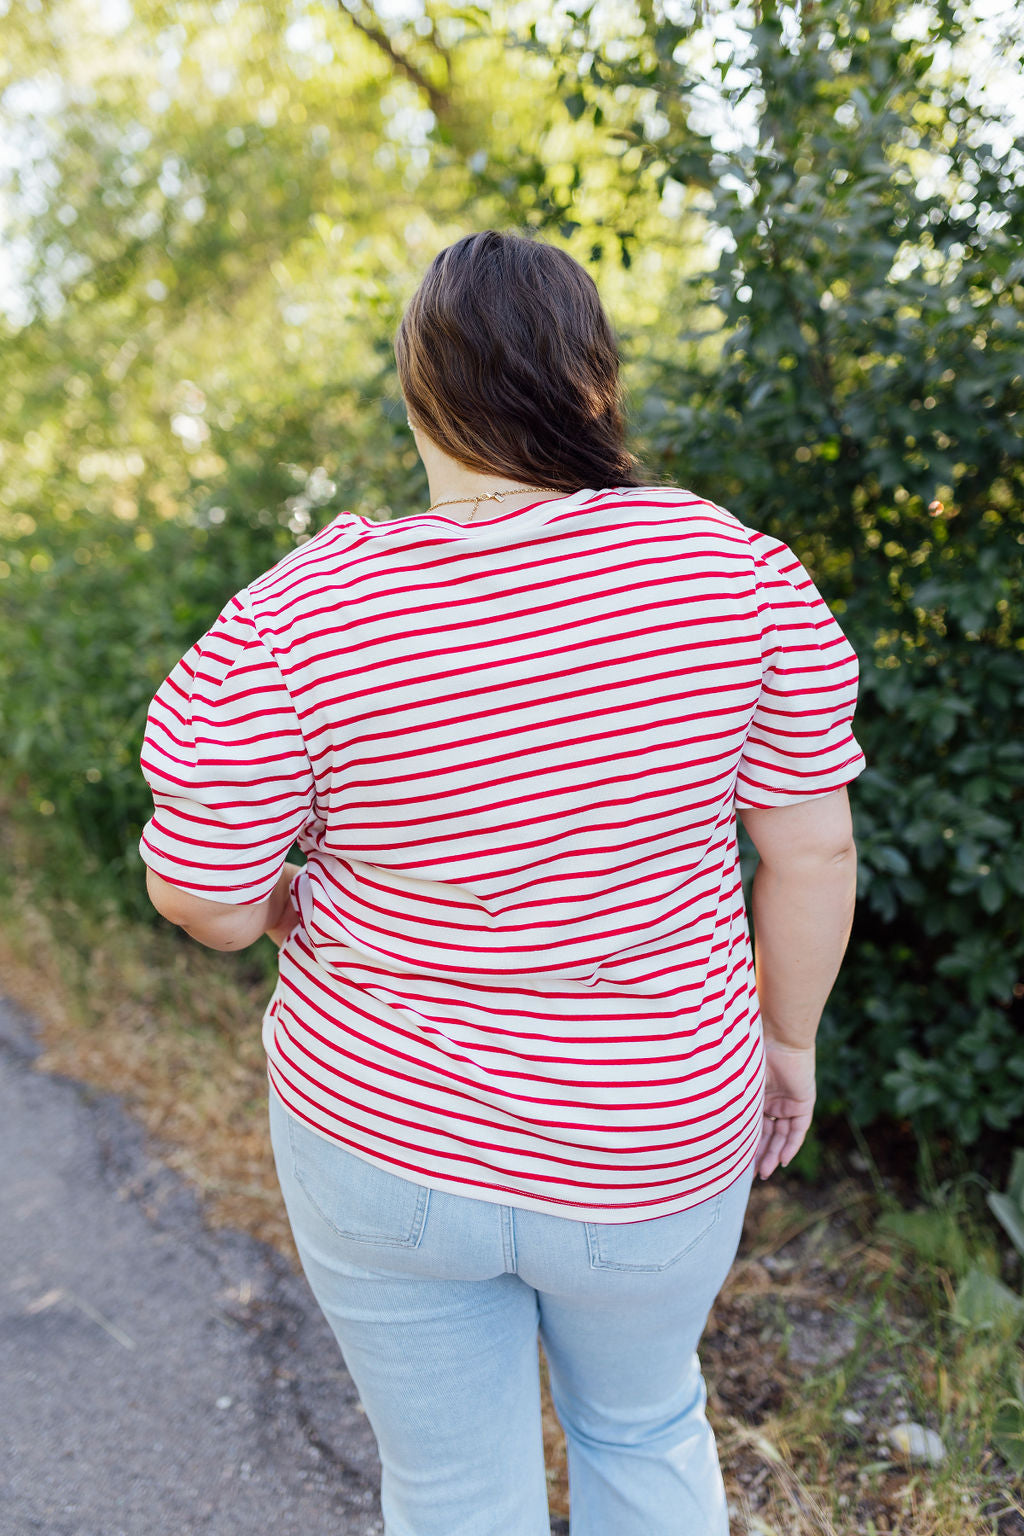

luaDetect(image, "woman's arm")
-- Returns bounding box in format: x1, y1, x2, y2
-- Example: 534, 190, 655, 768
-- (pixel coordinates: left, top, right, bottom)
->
739, 787, 857, 1050
738, 787, 857, 1177
146, 863, 301, 951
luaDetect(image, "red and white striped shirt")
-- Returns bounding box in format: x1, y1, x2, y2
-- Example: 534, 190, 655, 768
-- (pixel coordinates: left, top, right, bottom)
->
140, 486, 864, 1221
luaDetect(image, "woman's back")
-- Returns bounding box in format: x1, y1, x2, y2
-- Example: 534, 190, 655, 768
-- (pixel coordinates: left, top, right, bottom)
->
141, 482, 862, 1220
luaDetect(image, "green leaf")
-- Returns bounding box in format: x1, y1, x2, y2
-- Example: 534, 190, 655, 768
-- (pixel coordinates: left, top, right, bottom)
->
993, 1400, 1024, 1474
1008, 1150, 1024, 1210
988, 1190, 1024, 1260
953, 1266, 1024, 1338
878, 1209, 972, 1275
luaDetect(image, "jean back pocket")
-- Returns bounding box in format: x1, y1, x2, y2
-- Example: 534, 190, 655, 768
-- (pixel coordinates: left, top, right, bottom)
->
287, 1115, 430, 1249
585, 1191, 723, 1272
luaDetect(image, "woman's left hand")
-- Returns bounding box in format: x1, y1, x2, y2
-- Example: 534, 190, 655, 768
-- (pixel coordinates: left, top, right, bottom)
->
265, 862, 303, 947
755, 1040, 816, 1180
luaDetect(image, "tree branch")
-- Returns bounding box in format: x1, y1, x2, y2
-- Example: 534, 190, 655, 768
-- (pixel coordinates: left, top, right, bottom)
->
337, 2, 452, 123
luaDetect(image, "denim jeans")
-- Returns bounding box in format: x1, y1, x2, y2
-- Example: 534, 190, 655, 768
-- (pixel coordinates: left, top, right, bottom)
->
269, 1089, 754, 1536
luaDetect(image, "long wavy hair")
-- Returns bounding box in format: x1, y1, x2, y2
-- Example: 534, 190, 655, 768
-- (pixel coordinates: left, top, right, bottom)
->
395, 230, 650, 492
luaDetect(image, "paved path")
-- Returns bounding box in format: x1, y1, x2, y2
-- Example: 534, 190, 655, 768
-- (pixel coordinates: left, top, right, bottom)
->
0, 997, 383, 1536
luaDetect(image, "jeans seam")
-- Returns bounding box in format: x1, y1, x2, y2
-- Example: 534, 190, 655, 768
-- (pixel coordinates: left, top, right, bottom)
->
501, 1205, 517, 1273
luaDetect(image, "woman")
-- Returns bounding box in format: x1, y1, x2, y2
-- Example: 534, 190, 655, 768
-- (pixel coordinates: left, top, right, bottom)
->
141, 229, 863, 1536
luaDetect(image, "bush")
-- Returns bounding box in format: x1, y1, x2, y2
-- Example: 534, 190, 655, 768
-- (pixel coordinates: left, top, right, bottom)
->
1, 507, 275, 916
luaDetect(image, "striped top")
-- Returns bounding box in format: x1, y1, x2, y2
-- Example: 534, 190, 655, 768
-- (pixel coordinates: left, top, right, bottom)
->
140, 486, 865, 1221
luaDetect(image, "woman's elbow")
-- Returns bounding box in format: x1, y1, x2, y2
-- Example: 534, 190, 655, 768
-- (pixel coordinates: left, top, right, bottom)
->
145, 869, 264, 949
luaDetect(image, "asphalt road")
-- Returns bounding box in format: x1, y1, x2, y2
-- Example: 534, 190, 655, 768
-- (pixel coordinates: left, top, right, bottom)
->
0, 995, 384, 1536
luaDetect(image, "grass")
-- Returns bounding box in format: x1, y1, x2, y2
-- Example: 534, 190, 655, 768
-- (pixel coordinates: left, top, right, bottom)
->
1, 822, 1021, 1534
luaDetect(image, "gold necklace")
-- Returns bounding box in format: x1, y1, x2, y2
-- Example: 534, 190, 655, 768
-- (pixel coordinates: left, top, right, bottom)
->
427, 486, 564, 517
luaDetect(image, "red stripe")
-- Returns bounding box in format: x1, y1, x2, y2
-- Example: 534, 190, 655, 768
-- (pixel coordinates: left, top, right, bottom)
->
254, 509, 747, 623
302, 670, 760, 761
268, 1038, 764, 1179
287, 625, 759, 709
268, 588, 757, 679
333, 824, 731, 922
305, 681, 759, 773
308, 838, 731, 942
270, 586, 757, 678
138, 849, 269, 901
264, 544, 754, 658
310, 928, 743, 1025
282, 939, 761, 1114
328, 706, 751, 800
140, 756, 312, 791
738, 749, 861, 783
303, 790, 730, 880
147, 800, 308, 834
270, 1011, 763, 1163
140, 829, 283, 877
142, 820, 292, 856
271, 1015, 757, 1169
743, 732, 850, 761
407, 968, 751, 1072
308, 917, 739, 1012
268, 1064, 761, 1212
324, 805, 734, 883
322, 767, 735, 848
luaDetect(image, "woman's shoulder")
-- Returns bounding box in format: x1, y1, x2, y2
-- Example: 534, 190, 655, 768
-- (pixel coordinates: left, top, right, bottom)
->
605, 484, 756, 542
246, 513, 368, 596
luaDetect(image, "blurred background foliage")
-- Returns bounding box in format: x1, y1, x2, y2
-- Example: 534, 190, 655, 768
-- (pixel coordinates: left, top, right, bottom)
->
1, 0, 1022, 1157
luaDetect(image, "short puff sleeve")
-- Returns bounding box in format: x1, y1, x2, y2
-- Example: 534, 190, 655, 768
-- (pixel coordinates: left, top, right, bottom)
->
735, 532, 866, 810
139, 591, 314, 904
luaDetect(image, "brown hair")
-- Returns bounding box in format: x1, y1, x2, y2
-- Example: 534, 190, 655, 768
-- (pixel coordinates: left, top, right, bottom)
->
395, 230, 649, 492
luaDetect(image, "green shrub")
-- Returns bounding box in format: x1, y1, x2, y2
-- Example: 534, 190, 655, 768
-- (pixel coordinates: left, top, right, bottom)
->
1, 507, 276, 915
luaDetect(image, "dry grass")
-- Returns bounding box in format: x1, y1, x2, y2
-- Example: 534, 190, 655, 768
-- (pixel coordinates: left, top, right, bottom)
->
0, 878, 293, 1252
1, 863, 1021, 1535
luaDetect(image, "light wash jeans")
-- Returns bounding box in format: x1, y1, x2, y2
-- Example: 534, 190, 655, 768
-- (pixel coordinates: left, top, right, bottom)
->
269, 1089, 754, 1536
